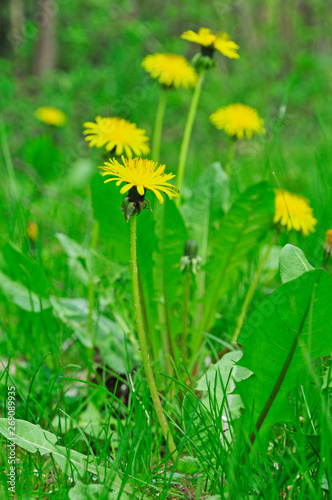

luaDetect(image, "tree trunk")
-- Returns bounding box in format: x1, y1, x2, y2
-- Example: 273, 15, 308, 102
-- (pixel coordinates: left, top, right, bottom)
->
34, 0, 57, 77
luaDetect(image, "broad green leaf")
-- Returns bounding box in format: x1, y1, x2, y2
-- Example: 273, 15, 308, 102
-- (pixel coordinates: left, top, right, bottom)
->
182, 162, 229, 249
0, 418, 104, 479
279, 244, 314, 283
137, 198, 188, 364
200, 181, 275, 333
91, 173, 130, 262
0, 419, 132, 493
196, 351, 252, 420
51, 297, 139, 372
69, 481, 110, 500
2, 242, 50, 296
69, 481, 132, 500
236, 269, 332, 448
0, 270, 51, 312
56, 232, 125, 287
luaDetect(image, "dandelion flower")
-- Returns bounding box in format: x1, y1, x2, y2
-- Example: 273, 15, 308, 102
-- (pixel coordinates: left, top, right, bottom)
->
27, 222, 39, 242
34, 107, 66, 126
83, 117, 150, 158
142, 54, 198, 89
324, 228, 332, 255
274, 189, 317, 236
181, 28, 239, 59
210, 103, 265, 140
99, 156, 179, 204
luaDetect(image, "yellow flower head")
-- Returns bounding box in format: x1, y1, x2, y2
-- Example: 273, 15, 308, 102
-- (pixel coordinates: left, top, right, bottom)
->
210, 103, 265, 140
324, 228, 332, 255
181, 28, 239, 59
27, 222, 39, 242
83, 117, 150, 158
141, 53, 198, 89
274, 189, 317, 236
34, 107, 66, 126
99, 156, 179, 204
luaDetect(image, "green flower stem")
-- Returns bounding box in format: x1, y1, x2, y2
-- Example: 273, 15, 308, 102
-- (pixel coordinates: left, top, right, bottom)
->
231, 232, 278, 343
152, 88, 168, 162
181, 268, 191, 366
130, 215, 177, 459
176, 69, 206, 206
88, 219, 100, 342
225, 138, 237, 179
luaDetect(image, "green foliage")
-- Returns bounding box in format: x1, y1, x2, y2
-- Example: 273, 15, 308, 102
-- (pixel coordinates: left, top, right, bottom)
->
279, 243, 314, 283
201, 181, 275, 332
236, 269, 332, 447
1, 1, 332, 497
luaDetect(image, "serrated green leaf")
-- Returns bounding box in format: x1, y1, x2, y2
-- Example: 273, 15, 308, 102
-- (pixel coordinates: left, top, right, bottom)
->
51, 297, 139, 372
3, 241, 50, 296
279, 244, 314, 283
200, 181, 275, 333
236, 269, 332, 448
91, 173, 130, 262
0, 270, 51, 312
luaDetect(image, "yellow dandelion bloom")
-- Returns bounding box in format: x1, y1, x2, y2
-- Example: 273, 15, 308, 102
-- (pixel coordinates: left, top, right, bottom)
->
181, 28, 239, 59
141, 54, 198, 89
210, 103, 265, 140
27, 222, 39, 242
99, 156, 179, 204
34, 107, 66, 126
324, 228, 332, 255
181, 28, 217, 47
214, 33, 240, 59
83, 117, 150, 158
274, 189, 317, 236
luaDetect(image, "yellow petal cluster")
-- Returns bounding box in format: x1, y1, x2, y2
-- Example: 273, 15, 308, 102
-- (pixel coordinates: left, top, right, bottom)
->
83, 117, 150, 158
142, 54, 198, 89
210, 103, 264, 140
34, 107, 66, 126
99, 156, 179, 204
324, 228, 332, 255
274, 190, 317, 236
181, 28, 239, 59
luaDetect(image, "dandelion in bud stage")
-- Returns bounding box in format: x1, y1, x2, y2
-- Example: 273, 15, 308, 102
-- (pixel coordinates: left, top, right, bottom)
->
274, 189, 317, 236
181, 28, 239, 59
34, 107, 66, 126
210, 103, 265, 140
141, 54, 198, 89
83, 116, 150, 158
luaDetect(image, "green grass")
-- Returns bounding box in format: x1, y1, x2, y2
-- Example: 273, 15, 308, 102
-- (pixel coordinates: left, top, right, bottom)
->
1, 0, 332, 498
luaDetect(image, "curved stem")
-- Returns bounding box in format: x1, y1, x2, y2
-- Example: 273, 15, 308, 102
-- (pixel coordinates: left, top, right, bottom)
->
181, 268, 191, 366
176, 70, 206, 206
130, 215, 177, 459
231, 232, 278, 343
152, 88, 168, 162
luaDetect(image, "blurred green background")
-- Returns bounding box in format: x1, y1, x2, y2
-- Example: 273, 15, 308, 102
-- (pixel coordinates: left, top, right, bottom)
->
0, 0, 331, 357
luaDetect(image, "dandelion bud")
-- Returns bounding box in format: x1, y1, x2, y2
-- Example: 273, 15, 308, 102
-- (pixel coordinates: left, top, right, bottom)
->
180, 239, 201, 274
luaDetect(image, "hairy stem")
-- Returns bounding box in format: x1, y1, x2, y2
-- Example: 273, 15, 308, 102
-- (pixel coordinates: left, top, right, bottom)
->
181, 268, 191, 366
130, 215, 177, 459
176, 70, 206, 205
